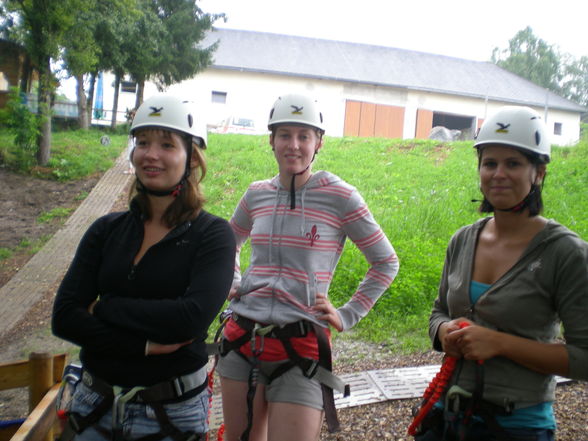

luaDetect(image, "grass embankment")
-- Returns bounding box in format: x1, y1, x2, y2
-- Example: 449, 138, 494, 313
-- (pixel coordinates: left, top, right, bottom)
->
207, 133, 588, 352
1, 129, 587, 352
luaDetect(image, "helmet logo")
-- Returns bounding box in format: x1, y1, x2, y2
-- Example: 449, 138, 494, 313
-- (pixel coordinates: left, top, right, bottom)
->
290, 105, 304, 115
188, 114, 193, 128
495, 122, 510, 133
149, 106, 163, 116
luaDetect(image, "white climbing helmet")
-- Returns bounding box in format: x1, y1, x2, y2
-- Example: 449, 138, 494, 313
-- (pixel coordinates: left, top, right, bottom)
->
474, 106, 550, 163
131, 94, 207, 149
268, 93, 325, 132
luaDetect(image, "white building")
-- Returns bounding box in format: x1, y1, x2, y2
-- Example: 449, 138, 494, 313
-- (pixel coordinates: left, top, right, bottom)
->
108, 28, 586, 145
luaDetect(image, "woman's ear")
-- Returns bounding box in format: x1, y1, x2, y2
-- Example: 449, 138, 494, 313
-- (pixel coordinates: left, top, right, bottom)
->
535, 164, 547, 185
315, 135, 324, 153
190, 148, 200, 168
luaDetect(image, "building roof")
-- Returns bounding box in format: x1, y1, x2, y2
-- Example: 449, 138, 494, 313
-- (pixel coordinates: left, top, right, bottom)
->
202, 28, 586, 114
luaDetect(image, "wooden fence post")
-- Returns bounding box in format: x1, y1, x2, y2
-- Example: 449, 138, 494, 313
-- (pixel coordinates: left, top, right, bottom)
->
28, 353, 53, 441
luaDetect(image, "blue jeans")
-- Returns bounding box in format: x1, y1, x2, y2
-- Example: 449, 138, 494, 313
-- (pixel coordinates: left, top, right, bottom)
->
414, 407, 555, 441
416, 424, 554, 441
70, 382, 209, 441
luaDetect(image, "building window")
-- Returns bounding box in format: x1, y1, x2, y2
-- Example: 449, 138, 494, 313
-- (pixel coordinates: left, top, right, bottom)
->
211, 91, 227, 104
121, 80, 137, 93
553, 122, 562, 136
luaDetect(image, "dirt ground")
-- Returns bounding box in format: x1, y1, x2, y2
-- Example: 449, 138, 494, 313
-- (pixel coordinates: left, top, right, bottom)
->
0, 167, 101, 287
0, 167, 586, 440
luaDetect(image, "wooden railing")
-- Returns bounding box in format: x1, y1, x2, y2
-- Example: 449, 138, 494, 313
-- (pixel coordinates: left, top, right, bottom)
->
0, 353, 68, 441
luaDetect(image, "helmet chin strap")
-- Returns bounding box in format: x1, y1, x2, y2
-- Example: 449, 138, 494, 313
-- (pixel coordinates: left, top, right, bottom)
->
496, 185, 537, 213
136, 177, 186, 197
289, 150, 317, 210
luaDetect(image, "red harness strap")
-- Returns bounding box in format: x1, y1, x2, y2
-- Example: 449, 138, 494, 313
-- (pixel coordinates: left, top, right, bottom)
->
408, 322, 471, 436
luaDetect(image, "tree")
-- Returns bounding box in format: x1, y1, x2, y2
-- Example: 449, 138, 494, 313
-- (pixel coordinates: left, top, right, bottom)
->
492, 26, 562, 93
61, 0, 139, 129
3, 0, 82, 165
123, 2, 166, 109
561, 56, 588, 108
62, 0, 100, 129
129, 0, 221, 107
89, 1, 139, 128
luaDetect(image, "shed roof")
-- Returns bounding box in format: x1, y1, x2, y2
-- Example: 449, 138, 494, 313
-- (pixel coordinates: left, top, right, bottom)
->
202, 28, 585, 114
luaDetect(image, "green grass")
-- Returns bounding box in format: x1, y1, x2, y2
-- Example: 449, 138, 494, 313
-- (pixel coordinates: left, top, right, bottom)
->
0, 128, 126, 180
37, 207, 74, 223
204, 133, 588, 352
2, 128, 587, 353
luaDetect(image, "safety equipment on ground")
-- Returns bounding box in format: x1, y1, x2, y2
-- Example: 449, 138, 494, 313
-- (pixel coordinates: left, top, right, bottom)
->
131, 95, 207, 149
474, 106, 550, 163
268, 94, 325, 132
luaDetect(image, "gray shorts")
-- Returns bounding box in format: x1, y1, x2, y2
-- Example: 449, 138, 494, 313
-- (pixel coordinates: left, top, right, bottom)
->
217, 351, 324, 411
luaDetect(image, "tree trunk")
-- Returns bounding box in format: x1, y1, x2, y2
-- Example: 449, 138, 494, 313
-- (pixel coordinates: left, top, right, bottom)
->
87, 72, 96, 123
135, 79, 145, 109
36, 56, 52, 166
111, 73, 121, 130
76, 73, 89, 130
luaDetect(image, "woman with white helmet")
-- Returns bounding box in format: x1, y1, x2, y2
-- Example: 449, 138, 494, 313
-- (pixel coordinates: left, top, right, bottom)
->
216, 93, 399, 441
52, 95, 236, 441
415, 106, 588, 440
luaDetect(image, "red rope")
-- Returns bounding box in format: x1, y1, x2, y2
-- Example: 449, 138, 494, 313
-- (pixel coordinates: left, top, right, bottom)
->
407, 322, 470, 436
216, 424, 225, 441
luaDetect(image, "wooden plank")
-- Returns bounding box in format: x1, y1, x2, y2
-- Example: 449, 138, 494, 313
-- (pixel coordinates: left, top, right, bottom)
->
0, 359, 30, 390
374, 104, 392, 138
343, 100, 361, 136
415, 108, 433, 139
374, 104, 405, 139
9, 384, 60, 441
52, 354, 67, 383
358, 102, 376, 137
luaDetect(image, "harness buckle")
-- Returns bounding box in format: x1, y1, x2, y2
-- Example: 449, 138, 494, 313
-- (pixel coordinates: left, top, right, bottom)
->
296, 321, 308, 337
250, 323, 276, 357
445, 385, 473, 414
173, 377, 183, 397
303, 359, 320, 378
250, 323, 264, 357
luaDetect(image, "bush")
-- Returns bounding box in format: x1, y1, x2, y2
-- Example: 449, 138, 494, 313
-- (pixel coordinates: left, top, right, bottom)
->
0, 87, 40, 170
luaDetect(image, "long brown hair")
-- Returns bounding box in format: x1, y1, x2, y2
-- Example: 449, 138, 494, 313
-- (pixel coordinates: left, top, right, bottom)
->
128, 129, 207, 227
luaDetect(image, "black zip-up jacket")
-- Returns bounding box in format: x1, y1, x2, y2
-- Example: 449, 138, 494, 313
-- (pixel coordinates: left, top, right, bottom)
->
52, 204, 236, 387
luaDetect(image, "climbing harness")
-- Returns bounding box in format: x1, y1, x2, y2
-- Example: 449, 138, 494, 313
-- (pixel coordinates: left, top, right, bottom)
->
215, 311, 349, 441
408, 322, 513, 440
57, 365, 209, 441
408, 322, 471, 436
407, 353, 458, 436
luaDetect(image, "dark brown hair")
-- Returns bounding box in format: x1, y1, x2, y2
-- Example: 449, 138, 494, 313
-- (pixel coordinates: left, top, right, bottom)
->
129, 129, 207, 227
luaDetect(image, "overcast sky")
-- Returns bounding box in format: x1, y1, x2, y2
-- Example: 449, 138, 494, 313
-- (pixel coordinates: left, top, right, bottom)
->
199, 0, 587, 61
57, 0, 586, 99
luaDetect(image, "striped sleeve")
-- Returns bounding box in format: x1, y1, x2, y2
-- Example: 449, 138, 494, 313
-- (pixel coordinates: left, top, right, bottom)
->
229, 189, 253, 288
337, 190, 399, 330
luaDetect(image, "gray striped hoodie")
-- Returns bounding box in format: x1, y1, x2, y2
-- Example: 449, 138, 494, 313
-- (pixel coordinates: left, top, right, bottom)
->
228, 170, 399, 331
